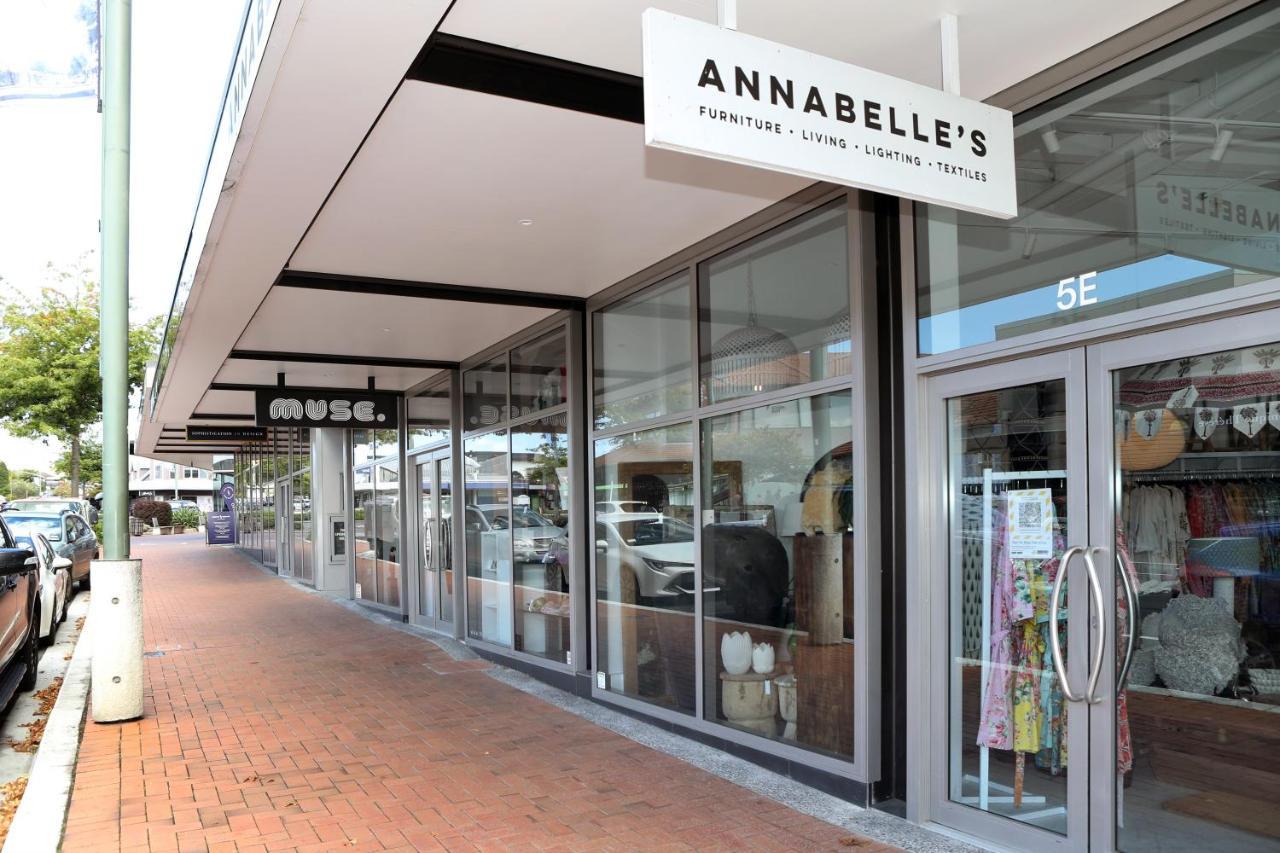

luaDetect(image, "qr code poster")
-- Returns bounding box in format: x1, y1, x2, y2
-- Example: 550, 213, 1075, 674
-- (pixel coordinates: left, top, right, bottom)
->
1007, 488, 1054, 559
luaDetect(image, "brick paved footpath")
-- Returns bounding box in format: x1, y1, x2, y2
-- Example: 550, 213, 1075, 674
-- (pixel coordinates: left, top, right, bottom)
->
62, 536, 893, 852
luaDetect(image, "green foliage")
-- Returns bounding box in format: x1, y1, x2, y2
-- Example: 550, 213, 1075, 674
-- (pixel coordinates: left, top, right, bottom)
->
56, 439, 102, 492
0, 461, 8, 494
0, 269, 161, 493
129, 499, 172, 526
171, 508, 201, 529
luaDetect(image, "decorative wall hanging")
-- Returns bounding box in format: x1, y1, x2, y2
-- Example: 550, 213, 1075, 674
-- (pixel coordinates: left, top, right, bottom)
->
1233, 403, 1266, 437
1193, 406, 1221, 441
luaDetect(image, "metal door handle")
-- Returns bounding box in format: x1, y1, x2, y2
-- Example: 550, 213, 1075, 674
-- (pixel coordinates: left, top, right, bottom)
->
1049, 546, 1083, 703
1115, 552, 1139, 695
1083, 546, 1107, 705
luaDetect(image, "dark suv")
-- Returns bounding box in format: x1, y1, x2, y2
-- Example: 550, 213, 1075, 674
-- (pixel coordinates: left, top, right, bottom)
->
0, 516, 40, 707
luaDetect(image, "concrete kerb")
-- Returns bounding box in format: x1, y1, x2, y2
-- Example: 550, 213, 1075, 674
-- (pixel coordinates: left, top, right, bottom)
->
2, 616, 94, 853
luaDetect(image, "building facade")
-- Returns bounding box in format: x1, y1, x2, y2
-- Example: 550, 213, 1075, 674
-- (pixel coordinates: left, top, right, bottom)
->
139, 2, 1280, 849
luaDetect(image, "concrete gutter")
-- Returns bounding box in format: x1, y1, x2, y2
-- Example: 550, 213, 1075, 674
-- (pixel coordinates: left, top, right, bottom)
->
2, 613, 94, 852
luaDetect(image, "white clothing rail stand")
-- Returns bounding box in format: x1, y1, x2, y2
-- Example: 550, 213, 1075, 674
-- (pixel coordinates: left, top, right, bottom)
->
951, 468, 1068, 824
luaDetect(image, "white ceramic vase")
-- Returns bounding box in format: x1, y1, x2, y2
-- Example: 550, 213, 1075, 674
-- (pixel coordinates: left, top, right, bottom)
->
720, 631, 753, 675
751, 643, 775, 675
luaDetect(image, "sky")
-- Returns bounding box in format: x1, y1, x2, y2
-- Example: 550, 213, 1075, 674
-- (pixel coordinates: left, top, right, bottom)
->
0, 0, 244, 476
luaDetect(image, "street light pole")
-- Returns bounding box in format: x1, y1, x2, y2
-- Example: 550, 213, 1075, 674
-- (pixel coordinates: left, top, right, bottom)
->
93, 0, 144, 723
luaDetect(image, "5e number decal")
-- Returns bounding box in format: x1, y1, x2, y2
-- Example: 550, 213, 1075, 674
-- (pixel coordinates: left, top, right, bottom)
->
1057, 271, 1099, 312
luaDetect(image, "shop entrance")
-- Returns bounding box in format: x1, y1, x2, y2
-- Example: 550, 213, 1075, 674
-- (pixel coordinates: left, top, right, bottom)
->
926, 308, 1280, 850
416, 452, 455, 626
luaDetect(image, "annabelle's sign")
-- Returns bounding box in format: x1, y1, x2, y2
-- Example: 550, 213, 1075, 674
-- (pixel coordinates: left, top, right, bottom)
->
254, 389, 397, 428
642, 10, 1017, 219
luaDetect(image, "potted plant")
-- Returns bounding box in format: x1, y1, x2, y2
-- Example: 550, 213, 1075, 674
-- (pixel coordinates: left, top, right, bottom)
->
171, 507, 201, 533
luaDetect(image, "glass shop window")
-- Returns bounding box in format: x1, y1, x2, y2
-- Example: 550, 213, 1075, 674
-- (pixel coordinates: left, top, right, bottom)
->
464, 359, 508, 431
916, 15, 1280, 355
511, 331, 567, 418
700, 203, 850, 406
594, 422, 696, 714
593, 273, 693, 430
408, 385, 451, 449
701, 391, 854, 757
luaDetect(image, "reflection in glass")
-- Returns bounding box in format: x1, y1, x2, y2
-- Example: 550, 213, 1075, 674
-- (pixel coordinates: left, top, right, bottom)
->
511, 332, 566, 418
293, 470, 312, 583
408, 387, 450, 449
354, 466, 376, 603
947, 381, 1069, 834
512, 414, 570, 662
916, 14, 1280, 355
419, 462, 436, 618
375, 462, 401, 608
595, 423, 695, 714
701, 392, 854, 756
464, 359, 507, 431
1114, 341, 1280, 852
700, 204, 849, 406
439, 459, 454, 623
465, 431, 510, 645
593, 273, 692, 431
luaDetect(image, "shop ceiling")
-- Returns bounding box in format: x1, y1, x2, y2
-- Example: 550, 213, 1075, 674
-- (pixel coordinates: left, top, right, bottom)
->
138, 0, 1186, 456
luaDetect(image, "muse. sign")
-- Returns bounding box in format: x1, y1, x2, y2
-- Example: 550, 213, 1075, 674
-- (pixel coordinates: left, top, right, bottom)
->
254, 389, 398, 428
642, 10, 1017, 219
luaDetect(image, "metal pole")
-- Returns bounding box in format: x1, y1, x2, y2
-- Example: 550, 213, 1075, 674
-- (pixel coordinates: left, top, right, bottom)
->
101, 0, 130, 561
93, 0, 144, 723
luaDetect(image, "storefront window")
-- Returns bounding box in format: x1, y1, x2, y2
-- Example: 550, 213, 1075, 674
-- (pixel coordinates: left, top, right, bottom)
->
592, 273, 693, 431
464, 430, 510, 646
512, 414, 570, 662
353, 466, 376, 602
595, 422, 696, 714
374, 462, 400, 607
511, 332, 566, 418
408, 385, 450, 449
701, 391, 854, 756
700, 203, 849, 406
916, 15, 1280, 356
464, 359, 507, 430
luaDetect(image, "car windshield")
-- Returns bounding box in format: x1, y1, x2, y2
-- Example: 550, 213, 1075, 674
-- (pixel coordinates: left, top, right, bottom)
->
614, 516, 694, 545
11, 501, 66, 512
6, 516, 62, 541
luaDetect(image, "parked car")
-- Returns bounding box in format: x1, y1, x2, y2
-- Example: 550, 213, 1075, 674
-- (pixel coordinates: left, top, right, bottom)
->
167, 499, 202, 513
0, 515, 41, 706
468, 504, 565, 562
3, 511, 96, 590
5, 497, 98, 524
595, 500, 657, 515
12, 531, 71, 645
594, 511, 696, 600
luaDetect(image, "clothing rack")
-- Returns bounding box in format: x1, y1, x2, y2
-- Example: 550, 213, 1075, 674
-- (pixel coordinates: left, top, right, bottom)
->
1126, 470, 1280, 482
951, 468, 1067, 824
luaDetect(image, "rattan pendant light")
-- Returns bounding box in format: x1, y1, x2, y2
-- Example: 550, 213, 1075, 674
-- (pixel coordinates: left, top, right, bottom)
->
711, 263, 797, 398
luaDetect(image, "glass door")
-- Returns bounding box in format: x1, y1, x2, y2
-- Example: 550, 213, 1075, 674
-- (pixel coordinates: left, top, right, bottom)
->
416, 453, 456, 626
276, 480, 292, 577
928, 350, 1093, 850
1089, 309, 1280, 852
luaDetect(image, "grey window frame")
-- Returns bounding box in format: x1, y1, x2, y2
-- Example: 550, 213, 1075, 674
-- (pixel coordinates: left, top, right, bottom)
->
586, 185, 882, 783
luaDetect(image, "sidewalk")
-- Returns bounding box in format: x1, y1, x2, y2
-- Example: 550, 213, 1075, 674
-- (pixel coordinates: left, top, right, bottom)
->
63, 537, 898, 852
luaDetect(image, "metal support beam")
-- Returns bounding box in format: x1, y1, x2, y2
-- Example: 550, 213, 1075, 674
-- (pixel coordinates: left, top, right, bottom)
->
228, 349, 456, 370
209, 382, 405, 395
276, 269, 585, 312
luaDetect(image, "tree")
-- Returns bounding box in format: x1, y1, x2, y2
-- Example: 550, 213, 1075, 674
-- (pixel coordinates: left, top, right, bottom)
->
0, 269, 160, 497
57, 438, 102, 494
0, 461, 8, 494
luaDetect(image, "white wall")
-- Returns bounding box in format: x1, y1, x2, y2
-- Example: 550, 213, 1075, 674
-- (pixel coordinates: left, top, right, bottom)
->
311, 429, 349, 593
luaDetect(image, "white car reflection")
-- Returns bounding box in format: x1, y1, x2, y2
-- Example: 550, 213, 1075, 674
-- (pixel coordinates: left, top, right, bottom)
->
595, 512, 696, 601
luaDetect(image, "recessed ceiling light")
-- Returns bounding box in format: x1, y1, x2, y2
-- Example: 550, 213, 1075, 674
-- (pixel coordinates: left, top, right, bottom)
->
518, 218, 534, 226
382, 327, 391, 333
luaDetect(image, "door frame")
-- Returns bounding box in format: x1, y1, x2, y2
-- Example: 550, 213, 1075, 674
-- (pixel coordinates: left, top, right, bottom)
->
921, 349, 1093, 851
412, 449, 455, 631
1084, 304, 1280, 850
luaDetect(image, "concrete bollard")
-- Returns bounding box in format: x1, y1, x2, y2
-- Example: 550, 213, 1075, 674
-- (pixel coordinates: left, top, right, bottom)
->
89, 559, 144, 722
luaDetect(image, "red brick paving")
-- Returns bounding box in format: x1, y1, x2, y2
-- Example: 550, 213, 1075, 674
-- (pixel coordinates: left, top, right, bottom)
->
63, 537, 891, 852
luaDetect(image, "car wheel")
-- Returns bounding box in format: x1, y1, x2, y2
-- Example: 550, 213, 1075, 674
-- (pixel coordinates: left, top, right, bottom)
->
20, 611, 39, 691
80, 572, 91, 591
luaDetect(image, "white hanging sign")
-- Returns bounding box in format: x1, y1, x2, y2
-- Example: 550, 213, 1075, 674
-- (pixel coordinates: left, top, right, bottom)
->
642, 9, 1018, 219
1193, 407, 1221, 440
1234, 403, 1266, 437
